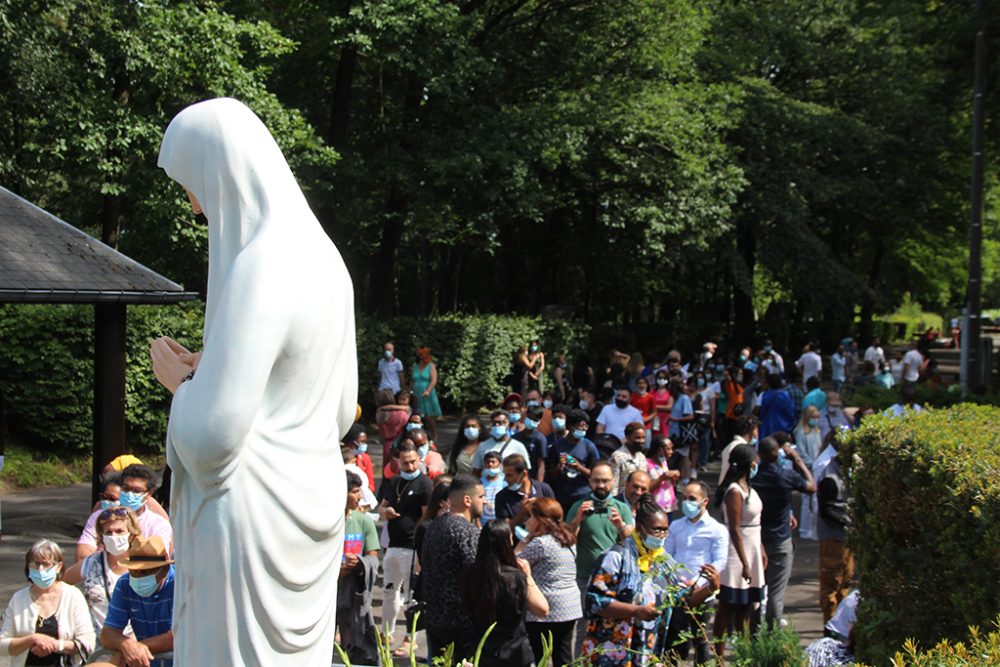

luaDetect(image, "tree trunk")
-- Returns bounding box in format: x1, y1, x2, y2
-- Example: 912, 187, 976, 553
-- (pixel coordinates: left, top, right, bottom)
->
858, 239, 886, 343
733, 218, 756, 342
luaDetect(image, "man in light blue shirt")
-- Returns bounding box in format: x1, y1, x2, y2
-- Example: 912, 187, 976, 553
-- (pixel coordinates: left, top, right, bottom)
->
663, 481, 729, 665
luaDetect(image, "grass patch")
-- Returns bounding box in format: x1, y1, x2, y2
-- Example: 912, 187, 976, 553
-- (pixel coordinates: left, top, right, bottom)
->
0, 447, 91, 492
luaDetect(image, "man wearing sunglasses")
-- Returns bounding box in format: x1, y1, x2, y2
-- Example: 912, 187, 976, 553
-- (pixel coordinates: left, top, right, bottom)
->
77, 464, 173, 562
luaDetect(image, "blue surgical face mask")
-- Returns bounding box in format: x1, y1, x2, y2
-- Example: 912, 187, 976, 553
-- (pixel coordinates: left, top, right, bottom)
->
572, 429, 587, 440
119, 491, 146, 512
526, 400, 540, 407
418, 444, 430, 459
524, 418, 540, 430
681, 499, 703, 520
579, 399, 590, 410
808, 418, 820, 427
406, 423, 420, 432
483, 467, 502, 478
491, 425, 507, 440
28, 566, 58, 589
100, 499, 119, 510
384, 350, 393, 359
129, 571, 161, 598
749, 436, 758, 448
355, 443, 368, 455
464, 427, 481, 441
508, 412, 521, 423
750, 463, 759, 479
542, 399, 553, 410
514, 525, 530, 541
696, 378, 706, 387
642, 533, 665, 550
553, 417, 567, 431
400, 469, 421, 481
508, 476, 525, 491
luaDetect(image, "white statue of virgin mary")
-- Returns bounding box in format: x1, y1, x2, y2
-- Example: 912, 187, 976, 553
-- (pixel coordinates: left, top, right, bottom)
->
150, 98, 357, 666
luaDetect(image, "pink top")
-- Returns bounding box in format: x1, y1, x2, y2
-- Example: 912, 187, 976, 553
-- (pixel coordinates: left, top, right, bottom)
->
79, 504, 174, 554
646, 457, 678, 512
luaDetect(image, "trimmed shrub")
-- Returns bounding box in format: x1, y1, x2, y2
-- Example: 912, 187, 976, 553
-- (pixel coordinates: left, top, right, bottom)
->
842, 405, 1000, 665
0, 302, 590, 454
856, 616, 1000, 666
356, 313, 590, 410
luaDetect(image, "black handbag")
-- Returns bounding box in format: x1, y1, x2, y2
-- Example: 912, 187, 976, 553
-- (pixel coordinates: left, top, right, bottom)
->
403, 550, 426, 631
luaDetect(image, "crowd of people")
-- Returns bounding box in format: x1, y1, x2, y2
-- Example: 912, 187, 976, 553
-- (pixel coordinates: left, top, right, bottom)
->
0, 335, 928, 667
351, 337, 927, 666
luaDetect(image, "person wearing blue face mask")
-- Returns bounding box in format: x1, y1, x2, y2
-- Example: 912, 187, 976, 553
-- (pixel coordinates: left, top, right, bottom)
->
546, 405, 570, 447
342, 424, 375, 493
480, 451, 506, 523
375, 441, 433, 656
472, 410, 532, 479
582, 494, 720, 667
663, 481, 729, 665
495, 454, 555, 534
377, 341, 406, 395
0, 540, 96, 666
100, 536, 175, 667
76, 464, 173, 566
712, 444, 765, 655
513, 405, 549, 481
544, 409, 601, 513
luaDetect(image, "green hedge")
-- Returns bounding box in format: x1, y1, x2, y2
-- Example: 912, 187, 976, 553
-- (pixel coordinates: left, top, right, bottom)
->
843, 405, 1000, 664
858, 616, 1000, 666
0, 303, 590, 454
357, 314, 590, 411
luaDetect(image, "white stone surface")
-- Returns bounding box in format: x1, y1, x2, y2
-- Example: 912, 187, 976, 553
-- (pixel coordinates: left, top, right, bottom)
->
158, 98, 357, 666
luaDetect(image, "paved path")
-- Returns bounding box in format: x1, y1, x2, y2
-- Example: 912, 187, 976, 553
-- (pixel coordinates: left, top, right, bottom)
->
0, 419, 824, 664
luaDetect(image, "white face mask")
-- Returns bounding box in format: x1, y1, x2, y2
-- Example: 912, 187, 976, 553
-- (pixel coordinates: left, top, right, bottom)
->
103, 533, 131, 556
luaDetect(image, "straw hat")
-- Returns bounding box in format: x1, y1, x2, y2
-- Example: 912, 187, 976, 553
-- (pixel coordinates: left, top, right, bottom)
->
118, 536, 175, 571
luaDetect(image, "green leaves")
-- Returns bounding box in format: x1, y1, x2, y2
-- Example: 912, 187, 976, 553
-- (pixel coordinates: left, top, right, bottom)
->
844, 405, 1000, 664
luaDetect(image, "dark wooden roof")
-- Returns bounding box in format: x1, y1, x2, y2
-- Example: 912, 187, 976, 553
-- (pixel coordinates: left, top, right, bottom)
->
0, 185, 197, 304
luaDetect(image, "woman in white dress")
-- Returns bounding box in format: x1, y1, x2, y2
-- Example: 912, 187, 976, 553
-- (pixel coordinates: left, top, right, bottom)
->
713, 444, 765, 654
150, 98, 358, 666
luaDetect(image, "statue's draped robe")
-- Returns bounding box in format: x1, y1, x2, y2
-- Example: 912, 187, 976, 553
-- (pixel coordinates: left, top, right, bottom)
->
158, 98, 357, 666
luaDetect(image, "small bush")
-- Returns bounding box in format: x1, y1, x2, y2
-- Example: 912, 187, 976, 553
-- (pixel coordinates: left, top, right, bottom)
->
855, 616, 1000, 666
844, 382, 1000, 412
842, 405, 1000, 665
729, 625, 808, 667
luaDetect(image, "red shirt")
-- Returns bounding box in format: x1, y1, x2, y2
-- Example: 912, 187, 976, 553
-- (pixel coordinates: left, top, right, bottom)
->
631, 392, 657, 429
356, 453, 376, 491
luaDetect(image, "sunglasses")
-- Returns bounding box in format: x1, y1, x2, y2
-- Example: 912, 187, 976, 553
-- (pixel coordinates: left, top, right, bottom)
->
99, 508, 130, 520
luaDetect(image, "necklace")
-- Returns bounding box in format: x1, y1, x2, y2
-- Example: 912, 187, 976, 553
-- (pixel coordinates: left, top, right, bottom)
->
394, 477, 414, 504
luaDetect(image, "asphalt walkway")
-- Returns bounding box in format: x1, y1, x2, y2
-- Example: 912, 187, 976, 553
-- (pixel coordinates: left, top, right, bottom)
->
0, 419, 824, 664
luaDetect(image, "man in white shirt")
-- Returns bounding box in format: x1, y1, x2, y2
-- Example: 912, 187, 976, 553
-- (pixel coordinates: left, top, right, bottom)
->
472, 410, 532, 476
901, 341, 924, 383
664, 481, 729, 665
377, 341, 406, 394
795, 343, 823, 388
595, 385, 644, 440
863, 337, 886, 368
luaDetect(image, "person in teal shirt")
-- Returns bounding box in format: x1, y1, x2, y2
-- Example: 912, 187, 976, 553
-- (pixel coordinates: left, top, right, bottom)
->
801, 375, 827, 417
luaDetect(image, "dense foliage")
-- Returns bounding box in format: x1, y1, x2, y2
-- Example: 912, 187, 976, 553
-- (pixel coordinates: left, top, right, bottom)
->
843, 406, 1000, 665
2, 1, 1000, 339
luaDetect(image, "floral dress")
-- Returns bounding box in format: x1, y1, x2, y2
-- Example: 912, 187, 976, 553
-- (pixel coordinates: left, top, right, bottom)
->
646, 457, 678, 512
582, 539, 680, 667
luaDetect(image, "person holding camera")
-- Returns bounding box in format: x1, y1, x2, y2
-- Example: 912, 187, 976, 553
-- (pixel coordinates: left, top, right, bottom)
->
567, 460, 634, 649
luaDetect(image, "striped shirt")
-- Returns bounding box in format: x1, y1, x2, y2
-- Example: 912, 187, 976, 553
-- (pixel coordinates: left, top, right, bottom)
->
104, 565, 175, 641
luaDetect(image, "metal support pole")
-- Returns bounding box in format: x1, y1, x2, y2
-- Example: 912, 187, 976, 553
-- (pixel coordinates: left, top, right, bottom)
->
93, 303, 127, 506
